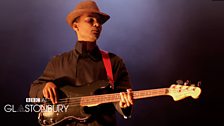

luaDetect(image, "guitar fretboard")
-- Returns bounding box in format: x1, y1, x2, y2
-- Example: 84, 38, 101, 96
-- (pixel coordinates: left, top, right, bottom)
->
80, 88, 169, 106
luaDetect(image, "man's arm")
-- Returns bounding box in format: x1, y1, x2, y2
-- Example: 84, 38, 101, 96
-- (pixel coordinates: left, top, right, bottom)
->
29, 59, 57, 104
111, 55, 134, 119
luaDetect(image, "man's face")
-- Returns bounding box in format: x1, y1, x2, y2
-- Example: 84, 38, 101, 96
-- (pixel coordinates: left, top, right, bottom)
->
73, 12, 103, 42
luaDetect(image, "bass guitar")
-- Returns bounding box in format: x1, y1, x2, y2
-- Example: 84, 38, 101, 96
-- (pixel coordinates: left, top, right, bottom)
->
37, 80, 201, 126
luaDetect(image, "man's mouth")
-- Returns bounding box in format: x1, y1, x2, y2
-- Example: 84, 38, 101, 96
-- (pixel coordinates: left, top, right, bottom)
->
92, 30, 100, 33
92, 30, 100, 35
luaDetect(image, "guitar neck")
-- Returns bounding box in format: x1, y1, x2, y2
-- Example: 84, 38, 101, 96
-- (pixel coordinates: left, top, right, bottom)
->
133, 88, 168, 99
80, 88, 169, 106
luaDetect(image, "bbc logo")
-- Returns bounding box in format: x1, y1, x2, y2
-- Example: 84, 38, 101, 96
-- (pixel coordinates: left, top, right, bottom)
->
26, 98, 41, 103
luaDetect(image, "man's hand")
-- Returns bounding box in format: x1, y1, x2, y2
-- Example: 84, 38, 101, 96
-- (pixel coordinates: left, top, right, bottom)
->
43, 82, 58, 104
119, 89, 134, 108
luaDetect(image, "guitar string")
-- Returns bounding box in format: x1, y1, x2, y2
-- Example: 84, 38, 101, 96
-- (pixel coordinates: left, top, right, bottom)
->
51, 94, 121, 105
47, 89, 167, 103
56, 92, 121, 101
55, 87, 196, 103
55, 88, 190, 103
41, 89, 197, 105
44, 91, 142, 104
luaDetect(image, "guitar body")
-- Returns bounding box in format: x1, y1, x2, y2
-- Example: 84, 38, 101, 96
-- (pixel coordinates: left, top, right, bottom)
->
38, 80, 112, 126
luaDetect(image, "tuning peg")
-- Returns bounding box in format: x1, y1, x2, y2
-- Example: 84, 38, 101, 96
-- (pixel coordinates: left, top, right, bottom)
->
176, 80, 183, 85
197, 81, 202, 87
184, 80, 190, 86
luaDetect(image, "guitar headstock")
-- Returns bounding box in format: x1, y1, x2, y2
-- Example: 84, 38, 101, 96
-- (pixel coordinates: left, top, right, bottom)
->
167, 80, 202, 101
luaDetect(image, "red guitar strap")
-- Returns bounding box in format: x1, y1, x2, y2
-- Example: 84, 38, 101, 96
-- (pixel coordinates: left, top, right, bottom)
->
100, 49, 114, 89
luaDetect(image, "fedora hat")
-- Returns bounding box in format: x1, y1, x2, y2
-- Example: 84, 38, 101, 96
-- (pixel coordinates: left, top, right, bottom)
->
66, 0, 110, 27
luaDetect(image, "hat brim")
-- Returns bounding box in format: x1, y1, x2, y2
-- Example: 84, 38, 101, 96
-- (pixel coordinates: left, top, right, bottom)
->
66, 10, 110, 27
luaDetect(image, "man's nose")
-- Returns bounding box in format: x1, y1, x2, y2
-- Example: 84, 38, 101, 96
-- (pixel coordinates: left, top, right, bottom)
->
93, 21, 101, 27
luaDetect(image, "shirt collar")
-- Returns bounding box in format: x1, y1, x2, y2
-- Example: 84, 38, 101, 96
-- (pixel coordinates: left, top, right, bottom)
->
74, 41, 102, 61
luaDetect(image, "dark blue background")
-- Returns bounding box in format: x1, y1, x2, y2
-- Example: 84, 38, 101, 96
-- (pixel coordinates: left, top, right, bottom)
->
1, 0, 224, 125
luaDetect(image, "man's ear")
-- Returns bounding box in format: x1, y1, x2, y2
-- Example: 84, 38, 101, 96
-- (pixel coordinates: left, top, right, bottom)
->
72, 22, 79, 32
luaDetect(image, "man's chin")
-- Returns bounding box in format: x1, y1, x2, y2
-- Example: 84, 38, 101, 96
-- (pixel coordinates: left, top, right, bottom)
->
93, 34, 100, 39
91, 35, 100, 41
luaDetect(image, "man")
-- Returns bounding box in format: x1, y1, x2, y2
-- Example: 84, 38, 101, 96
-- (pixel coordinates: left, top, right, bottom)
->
29, 0, 133, 126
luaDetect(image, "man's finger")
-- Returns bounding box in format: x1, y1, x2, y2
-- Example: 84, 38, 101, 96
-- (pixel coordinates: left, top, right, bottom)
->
119, 92, 125, 108
127, 89, 133, 105
52, 88, 58, 104
43, 89, 49, 98
124, 93, 130, 107
48, 88, 55, 104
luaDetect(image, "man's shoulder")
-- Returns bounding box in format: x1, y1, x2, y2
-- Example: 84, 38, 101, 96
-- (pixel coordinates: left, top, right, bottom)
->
108, 52, 119, 58
50, 50, 74, 62
100, 49, 121, 60
107, 51, 125, 63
